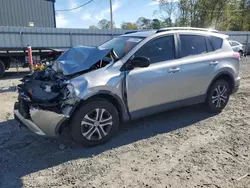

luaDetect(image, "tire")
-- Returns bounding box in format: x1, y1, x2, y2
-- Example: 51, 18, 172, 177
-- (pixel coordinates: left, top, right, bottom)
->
0, 60, 5, 78
69, 98, 120, 147
206, 79, 230, 113
239, 50, 243, 57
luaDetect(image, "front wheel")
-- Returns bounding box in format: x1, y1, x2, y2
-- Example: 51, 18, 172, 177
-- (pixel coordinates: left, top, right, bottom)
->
206, 79, 230, 113
69, 98, 119, 147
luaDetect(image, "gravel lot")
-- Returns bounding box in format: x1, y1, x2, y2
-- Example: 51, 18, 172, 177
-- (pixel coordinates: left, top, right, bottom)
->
0, 58, 250, 188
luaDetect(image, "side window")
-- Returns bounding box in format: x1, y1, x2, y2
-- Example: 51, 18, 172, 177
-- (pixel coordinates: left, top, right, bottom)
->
135, 35, 175, 64
209, 36, 223, 50
180, 35, 207, 57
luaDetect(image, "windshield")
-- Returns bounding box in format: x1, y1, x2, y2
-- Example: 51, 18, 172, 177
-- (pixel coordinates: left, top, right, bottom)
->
99, 36, 144, 59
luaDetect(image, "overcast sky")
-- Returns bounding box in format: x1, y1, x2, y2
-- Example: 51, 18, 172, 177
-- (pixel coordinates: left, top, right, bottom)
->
55, 0, 161, 28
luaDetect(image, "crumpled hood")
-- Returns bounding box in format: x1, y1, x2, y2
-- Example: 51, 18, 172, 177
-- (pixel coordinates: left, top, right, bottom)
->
53, 46, 112, 76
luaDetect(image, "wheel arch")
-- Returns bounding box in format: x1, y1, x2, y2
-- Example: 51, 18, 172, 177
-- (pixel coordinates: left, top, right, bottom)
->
74, 91, 130, 123
206, 71, 235, 95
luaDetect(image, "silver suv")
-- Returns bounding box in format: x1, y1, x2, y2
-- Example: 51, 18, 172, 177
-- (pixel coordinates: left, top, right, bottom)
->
14, 27, 241, 146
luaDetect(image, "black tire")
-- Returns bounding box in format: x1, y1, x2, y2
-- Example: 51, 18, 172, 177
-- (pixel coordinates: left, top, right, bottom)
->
69, 98, 119, 147
239, 50, 244, 57
0, 60, 5, 78
206, 79, 230, 113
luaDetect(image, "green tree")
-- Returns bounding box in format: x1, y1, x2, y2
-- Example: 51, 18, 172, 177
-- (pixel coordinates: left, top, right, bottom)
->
151, 19, 162, 29
153, 0, 250, 31
88, 25, 99, 29
98, 19, 115, 29
121, 22, 138, 29
136, 17, 152, 29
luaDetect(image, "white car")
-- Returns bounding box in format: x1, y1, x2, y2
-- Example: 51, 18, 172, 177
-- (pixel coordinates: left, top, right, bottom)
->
228, 40, 246, 56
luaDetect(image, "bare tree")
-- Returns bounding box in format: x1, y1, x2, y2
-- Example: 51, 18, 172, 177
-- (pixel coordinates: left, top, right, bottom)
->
153, 0, 178, 26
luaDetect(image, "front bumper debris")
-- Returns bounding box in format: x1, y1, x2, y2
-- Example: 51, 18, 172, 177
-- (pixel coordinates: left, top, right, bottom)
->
14, 105, 68, 137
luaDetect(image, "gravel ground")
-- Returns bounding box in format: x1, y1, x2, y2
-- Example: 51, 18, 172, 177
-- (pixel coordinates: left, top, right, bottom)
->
0, 58, 250, 188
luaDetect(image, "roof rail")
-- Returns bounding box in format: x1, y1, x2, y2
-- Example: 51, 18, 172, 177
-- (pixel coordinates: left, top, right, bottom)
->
156, 27, 219, 33
124, 31, 138, 34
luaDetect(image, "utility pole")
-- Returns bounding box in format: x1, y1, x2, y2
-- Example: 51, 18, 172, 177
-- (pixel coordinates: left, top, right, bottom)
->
109, 0, 113, 29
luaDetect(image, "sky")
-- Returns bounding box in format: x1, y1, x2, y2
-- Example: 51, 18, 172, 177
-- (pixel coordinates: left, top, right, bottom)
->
55, 0, 161, 28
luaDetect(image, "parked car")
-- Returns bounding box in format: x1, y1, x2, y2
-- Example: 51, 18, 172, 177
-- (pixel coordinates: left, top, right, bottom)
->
228, 40, 246, 56
14, 27, 241, 147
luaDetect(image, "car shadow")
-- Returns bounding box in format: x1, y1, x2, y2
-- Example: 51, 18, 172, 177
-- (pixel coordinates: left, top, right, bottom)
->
0, 104, 216, 187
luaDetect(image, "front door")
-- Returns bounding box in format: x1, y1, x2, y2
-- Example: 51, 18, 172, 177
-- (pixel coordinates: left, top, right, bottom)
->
125, 35, 182, 118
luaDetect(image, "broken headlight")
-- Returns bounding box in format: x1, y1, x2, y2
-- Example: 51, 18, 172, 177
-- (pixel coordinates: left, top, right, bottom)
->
66, 84, 76, 99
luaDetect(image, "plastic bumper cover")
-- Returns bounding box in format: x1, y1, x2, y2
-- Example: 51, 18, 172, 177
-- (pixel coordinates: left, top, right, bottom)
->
14, 108, 68, 137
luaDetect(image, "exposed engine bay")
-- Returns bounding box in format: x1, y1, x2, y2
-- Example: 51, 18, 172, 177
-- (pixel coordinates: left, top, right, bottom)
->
15, 46, 117, 120
16, 68, 76, 118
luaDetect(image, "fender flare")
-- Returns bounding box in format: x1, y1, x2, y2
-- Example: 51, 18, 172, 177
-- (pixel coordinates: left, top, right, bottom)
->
82, 90, 130, 122
206, 71, 235, 96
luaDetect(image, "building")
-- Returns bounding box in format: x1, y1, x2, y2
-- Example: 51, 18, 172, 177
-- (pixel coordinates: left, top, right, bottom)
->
0, 0, 56, 27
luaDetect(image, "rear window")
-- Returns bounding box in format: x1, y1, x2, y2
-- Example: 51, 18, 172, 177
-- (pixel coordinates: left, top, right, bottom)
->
209, 36, 223, 50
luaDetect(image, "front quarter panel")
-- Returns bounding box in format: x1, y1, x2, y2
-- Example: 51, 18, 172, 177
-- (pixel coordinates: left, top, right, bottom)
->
70, 61, 125, 100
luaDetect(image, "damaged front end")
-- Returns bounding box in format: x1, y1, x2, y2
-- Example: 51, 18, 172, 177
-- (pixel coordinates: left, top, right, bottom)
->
14, 67, 80, 136
14, 46, 116, 137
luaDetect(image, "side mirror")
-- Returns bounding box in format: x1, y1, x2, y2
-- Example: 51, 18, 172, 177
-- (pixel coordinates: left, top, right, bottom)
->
121, 56, 150, 71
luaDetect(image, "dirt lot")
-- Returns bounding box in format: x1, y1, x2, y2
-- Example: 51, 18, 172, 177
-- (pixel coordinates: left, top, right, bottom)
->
0, 59, 250, 188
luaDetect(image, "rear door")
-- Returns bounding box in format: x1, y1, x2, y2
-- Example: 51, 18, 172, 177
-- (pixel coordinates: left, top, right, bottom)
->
178, 34, 223, 100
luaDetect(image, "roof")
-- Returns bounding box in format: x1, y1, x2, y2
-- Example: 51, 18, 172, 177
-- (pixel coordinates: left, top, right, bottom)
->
121, 30, 156, 37
156, 27, 219, 33
122, 28, 228, 39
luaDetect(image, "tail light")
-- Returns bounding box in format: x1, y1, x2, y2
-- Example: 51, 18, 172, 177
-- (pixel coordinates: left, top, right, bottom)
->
233, 52, 240, 60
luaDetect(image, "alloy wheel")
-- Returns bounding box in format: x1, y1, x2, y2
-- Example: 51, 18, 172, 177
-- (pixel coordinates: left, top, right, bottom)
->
81, 108, 113, 140
212, 85, 228, 108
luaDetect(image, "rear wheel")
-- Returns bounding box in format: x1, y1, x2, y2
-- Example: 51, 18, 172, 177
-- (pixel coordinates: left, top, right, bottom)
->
69, 98, 119, 147
206, 79, 230, 113
0, 60, 5, 78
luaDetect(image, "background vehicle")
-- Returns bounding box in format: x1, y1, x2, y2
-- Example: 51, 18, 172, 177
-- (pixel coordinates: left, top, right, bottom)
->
0, 49, 65, 77
228, 40, 246, 56
15, 27, 241, 147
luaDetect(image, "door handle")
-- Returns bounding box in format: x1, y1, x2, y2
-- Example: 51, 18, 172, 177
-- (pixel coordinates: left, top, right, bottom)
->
168, 67, 180, 73
210, 61, 219, 66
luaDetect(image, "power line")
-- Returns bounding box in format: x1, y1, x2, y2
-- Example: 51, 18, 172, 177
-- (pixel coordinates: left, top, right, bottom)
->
90, 0, 102, 18
56, 0, 95, 12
